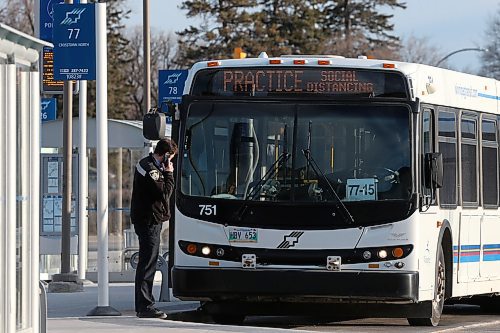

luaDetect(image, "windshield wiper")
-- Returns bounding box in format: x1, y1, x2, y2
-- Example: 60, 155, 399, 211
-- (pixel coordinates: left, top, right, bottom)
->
233, 152, 291, 222
301, 149, 355, 225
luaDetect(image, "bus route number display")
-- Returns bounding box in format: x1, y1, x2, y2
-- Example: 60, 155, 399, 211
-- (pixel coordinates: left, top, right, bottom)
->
346, 178, 377, 201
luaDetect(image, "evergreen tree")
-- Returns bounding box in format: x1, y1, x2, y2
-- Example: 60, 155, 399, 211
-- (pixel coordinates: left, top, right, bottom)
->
177, 0, 257, 66
323, 0, 406, 59
87, 0, 132, 119
251, 0, 328, 57
479, 5, 500, 79
178, 0, 405, 64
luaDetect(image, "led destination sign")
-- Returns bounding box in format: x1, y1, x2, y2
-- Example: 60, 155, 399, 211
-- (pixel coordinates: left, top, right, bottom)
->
223, 70, 373, 94
192, 68, 408, 98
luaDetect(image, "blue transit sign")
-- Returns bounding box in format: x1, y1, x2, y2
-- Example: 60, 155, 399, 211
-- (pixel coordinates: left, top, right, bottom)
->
39, 0, 80, 42
41, 98, 57, 122
53, 3, 96, 81
158, 70, 189, 104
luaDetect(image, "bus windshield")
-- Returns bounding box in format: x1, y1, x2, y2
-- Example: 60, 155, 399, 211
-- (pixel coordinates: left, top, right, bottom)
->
181, 102, 411, 203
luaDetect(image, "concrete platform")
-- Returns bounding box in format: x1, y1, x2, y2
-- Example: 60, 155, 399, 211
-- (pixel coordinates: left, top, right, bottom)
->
46, 282, 206, 333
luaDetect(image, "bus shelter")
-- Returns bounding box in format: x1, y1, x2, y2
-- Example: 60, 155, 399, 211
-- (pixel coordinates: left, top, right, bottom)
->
0, 23, 50, 333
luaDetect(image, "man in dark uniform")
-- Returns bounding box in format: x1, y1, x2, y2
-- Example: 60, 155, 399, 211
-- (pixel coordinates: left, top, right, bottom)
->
130, 138, 177, 319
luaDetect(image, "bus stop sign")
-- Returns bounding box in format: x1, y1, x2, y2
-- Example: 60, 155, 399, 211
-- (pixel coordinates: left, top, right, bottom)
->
158, 70, 188, 105
53, 3, 96, 81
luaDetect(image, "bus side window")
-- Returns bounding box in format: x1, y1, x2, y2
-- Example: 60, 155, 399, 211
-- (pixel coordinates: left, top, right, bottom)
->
422, 109, 435, 204
461, 115, 479, 207
481, 118, 499, 208
438, 110, 458, 208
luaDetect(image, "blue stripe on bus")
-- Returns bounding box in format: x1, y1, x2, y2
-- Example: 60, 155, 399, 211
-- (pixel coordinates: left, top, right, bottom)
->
459, 255, 481, 263
484, 254, 500, 261
452, 244, 500, 263
478, 93, 500, 100
483, 244, 500, 249
461, 245, 481, 250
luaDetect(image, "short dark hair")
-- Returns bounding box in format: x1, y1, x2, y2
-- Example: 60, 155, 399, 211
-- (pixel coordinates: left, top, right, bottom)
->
154, 138, 178, 155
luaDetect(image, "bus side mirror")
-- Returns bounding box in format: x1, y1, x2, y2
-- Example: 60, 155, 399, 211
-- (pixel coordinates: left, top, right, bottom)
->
143, 112, 168, 140
424, 152, 443, 189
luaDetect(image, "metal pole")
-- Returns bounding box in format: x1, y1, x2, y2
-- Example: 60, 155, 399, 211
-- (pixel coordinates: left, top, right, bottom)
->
61, 0, 74, 275
78, 0, 89, 283
117, 148, 123, 255
96, 0, 109, 307
435, 47, 487, 67
87, 0, 120, 316
0, 63, 6, 333
78, 73, 88, 280
143, 0, 151, 113
6, 61, 16, 333
30, 67, 41, 333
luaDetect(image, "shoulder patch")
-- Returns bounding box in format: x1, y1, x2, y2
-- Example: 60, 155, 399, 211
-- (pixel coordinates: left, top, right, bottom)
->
149, 170, 160, 181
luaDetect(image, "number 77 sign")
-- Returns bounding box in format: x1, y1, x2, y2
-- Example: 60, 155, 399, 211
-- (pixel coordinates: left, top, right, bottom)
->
53, 3, 96, 81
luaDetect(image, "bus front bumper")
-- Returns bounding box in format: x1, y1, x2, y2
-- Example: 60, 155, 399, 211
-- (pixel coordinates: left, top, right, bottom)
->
172, 267, 419, 302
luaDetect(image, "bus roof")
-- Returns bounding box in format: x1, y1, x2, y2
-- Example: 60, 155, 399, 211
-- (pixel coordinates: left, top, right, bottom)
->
185, 55, 500, 115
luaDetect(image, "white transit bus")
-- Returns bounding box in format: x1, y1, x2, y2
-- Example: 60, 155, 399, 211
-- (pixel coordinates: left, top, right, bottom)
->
170, 54, 500, 326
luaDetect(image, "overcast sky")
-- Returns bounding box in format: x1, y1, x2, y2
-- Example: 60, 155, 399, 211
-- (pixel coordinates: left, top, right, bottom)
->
126, 0, 500, 73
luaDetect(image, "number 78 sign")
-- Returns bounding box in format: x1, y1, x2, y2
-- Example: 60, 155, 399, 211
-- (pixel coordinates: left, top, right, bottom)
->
158, 70, 189, 105
53, 4, 96, 81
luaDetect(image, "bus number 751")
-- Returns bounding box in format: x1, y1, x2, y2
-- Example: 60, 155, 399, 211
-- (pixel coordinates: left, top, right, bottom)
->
199, 204, 217, 216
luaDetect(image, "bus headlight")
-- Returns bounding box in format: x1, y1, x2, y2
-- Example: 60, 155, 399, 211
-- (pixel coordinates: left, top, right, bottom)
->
362, 251, 372, 260
201, 246, 211, 256
377, 249, 388, 259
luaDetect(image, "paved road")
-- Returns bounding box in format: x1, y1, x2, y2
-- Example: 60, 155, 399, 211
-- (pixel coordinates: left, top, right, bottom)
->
179, 304, 500, 332
47, 284, 500, 333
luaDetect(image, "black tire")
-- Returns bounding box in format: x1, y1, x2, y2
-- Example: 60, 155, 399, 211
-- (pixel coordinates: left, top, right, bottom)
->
481, 299, 500, 313
408, 246, 445, 327
211, 314, 246, 325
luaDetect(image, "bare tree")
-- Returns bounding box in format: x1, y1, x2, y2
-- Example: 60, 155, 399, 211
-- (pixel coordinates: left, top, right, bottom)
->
125, 27, 179, 120
0, 0, 35, 35
480, 5, 500, 79
398, 35, 447, 66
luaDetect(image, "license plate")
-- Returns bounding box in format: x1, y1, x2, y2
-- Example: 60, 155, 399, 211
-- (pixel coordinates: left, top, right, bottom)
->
227, 227, 258, 243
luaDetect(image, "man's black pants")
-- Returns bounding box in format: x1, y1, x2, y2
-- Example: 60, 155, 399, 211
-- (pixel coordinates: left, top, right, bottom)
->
133, 221, 162, 313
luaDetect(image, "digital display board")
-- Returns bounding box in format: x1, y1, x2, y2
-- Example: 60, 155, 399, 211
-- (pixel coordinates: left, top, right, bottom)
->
41, 47, 79, 94
192, 68, 408, 98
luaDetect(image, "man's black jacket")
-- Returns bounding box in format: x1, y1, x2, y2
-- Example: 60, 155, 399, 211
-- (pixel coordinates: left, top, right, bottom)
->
130, 153, 174, 225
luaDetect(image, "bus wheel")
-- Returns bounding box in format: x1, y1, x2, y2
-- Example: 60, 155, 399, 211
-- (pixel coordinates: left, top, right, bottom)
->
408, 246, 445, 327
211, 314, 246, 325
480, 298, 500, 313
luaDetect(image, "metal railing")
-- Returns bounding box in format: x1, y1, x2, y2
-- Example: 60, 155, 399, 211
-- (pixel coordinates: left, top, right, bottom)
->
130, 251, 170, 302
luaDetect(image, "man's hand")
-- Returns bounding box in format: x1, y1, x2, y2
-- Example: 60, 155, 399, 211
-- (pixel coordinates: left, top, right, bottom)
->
165, 160, 174, 172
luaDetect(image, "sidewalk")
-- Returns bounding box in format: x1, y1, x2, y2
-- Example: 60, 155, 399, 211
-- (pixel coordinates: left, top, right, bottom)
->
46, 283, 307, 333
46, 282, 211, 333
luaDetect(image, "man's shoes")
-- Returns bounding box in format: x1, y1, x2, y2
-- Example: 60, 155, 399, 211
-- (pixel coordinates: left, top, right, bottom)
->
136, 307, 167, 319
